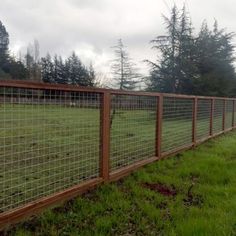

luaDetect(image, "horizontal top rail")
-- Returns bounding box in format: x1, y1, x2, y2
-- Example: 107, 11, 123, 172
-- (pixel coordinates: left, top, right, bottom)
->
0, 79, 235, 100
0, 79, 160, 97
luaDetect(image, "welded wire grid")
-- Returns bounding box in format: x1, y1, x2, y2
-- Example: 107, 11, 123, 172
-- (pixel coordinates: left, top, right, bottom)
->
196, 99, 211, 141
0, 87, 100, 213
110, 94, 157, 171
225, 100, 233, 130
213, 99, 224, 134
162, 97, 193, 153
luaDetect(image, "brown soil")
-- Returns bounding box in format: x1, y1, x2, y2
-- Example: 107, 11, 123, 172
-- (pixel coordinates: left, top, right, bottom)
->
142, 183, 177, 197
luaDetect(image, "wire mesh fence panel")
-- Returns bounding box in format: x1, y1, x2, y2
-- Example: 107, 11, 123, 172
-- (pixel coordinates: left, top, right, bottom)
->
225, 100, 233, 130
213, 99, 224, 134
162, 97, 193, 153
0, 87, 101, 213
110, 94, 157, 172
196, 99, 211, 141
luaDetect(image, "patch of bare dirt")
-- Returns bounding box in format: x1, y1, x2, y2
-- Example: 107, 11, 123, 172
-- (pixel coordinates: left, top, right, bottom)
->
142, 183, 177, 197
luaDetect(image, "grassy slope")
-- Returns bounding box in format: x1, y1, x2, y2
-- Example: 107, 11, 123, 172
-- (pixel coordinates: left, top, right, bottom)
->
7, 131, 236, 236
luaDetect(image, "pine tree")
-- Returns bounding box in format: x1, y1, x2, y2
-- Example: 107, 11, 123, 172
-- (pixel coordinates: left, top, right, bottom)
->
193, 20, 235, 96
53, 55, 66, 84
176, 5, 196, 93
66, 52, 90, 86
41, 53, 54, 83
148, 5, 195, 94
111, 39, 140, 90
0, 21, 9, 66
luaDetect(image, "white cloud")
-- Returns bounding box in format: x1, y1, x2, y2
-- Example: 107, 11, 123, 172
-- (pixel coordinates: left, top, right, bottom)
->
0, 0, 235, 78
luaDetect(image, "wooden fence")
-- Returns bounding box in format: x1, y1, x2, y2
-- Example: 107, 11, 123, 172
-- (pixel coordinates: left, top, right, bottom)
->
0, 79, 235, 229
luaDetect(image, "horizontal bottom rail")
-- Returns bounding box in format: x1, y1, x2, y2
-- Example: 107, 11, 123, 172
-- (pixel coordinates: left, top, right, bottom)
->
0, 177, 103, 230
1, 127, 236, 230
109, 156, 160, 182
196, 131, 224, 145
161, 143, 194, 158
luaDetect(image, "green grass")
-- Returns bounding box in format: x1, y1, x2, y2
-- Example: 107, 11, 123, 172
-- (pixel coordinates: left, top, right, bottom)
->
0, 104, 158, 212
0, 104, 230, 213
4, 130, 236, 235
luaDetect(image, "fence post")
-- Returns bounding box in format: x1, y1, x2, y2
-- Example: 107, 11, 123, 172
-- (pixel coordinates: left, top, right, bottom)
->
100, 91, 111, 181
210, 98, 214, 136
192, 97, 197, 146
156, 94, 163, 159
232, 100, 235, 129
223, 99, 226, 131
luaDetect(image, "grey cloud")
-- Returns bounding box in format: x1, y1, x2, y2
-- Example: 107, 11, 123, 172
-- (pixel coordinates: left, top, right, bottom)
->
0, 0, 235, 76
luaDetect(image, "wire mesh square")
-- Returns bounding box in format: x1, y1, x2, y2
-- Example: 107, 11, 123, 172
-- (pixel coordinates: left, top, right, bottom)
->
110, 94, 157, 171
0, 87, 101, 212
225, 100, 233, 130
196, 99, 211, 141
213, 99, 224, 134
162, 97, 193, 152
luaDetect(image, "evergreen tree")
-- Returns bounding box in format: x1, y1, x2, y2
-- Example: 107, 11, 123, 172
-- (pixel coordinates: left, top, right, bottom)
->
66, 52, 90, 86
3, 57, 27, 80
41, 53, 54, 83
111, 39, 140, 90
0, 21, 9, 67
148, 5, 236, 96
193, 20, 235, 96
176, 5, 196, 93
53, 55, 66, 84
148, 5, 195, 94
0, 21, 29, 80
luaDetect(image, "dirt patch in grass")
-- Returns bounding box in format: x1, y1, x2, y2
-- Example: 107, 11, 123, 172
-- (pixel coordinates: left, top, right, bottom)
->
142, 183, 177, 197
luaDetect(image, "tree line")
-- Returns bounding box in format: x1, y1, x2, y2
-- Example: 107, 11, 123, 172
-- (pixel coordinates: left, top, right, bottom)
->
0, 22, 96, 87
147, 5, 236, 96
0, 4, 236, 96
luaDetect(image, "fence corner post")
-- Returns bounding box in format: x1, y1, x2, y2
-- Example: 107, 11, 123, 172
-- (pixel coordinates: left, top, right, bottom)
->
100, 91, 111, 181
156, 94, 163, 159
192, 97, 197, 147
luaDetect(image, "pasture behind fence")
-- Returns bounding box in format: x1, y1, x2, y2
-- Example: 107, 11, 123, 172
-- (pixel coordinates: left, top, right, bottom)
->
0, 80, 235, 229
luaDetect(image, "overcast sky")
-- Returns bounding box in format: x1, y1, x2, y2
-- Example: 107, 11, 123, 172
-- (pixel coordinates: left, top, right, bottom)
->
1, 0, 235, 80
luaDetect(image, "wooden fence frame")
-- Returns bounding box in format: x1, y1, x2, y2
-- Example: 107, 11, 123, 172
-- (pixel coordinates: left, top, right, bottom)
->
0, 79, 235, 229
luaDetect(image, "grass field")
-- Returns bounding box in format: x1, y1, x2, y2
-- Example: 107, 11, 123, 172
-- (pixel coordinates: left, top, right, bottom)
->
0, 104, 158, 212
4, 130, 236, 235
0, 101, 232, 218
0, 103, 228, 213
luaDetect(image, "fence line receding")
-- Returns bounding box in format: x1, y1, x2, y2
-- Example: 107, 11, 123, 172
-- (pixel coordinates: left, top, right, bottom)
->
0, 80, 235, 229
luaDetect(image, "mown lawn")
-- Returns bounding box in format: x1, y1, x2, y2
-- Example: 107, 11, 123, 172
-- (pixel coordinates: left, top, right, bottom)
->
5, 130, 236, 236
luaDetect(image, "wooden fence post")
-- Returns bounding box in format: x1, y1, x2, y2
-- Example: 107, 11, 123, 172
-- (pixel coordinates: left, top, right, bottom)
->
192, 97, 197, 146
156, 94, 163, 159
210, 98, 214, 136
223, 99, 226, 131
232, 100, 235, 128
100, 92, 111, 181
